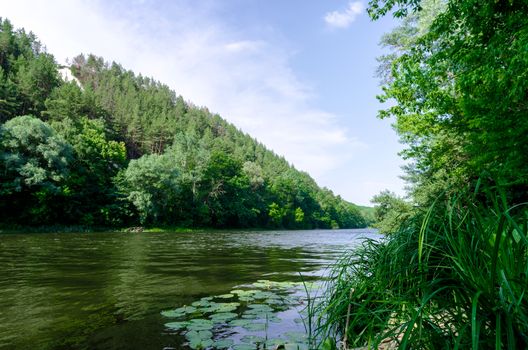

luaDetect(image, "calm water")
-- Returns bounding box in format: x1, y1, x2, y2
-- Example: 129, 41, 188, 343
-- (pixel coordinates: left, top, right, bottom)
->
0, 229, 379, 350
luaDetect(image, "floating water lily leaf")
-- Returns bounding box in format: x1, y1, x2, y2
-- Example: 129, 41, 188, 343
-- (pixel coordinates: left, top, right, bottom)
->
161, 310, 186, 318
216, 293, 234, 299
173, 306, 197, 314
164, 321, 189, 331
244, 309, 275, 320
187, 319, 214, 331
265, 298, 284, 306
266, 338, 286, 347
186, 330, 214, 349
284, 332, 307, 343
209, 312, 238, 323
247, 304, 274, 312
232, 344, 256, 350
283, 296, 302, 306
228, 318, 253, 327
160, 279, 314, 349
231, 289, 255, 297
191, 299, 211, 308
188, 338, 214, 350
267, 315, 282, 323
185, 330, 213, 341
205, 302, 239, 313
238, 296, 254, 302
213, 338, 234, 349
242, 322, 266, 332
251, 291, 277, 300
251, 281, 273, 289
284, 343, 308, 350
241, 335, 266, 343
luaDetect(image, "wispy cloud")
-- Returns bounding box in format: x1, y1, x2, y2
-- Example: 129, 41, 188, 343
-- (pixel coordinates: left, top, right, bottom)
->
0, 0, 366, 189
324, 1, 364, 29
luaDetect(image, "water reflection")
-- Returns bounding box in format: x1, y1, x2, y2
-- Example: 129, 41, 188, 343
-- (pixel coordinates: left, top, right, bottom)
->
0, 229, 379, 349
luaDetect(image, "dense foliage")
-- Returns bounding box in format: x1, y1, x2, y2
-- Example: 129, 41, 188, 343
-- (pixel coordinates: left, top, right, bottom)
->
0, 18, 366, 229
318, 0, 528, 348
318, 186, 528, 349
374, 0, 528, 204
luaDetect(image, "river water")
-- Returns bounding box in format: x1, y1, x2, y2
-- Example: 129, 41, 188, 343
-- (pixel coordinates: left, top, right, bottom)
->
0, 229, 379, 350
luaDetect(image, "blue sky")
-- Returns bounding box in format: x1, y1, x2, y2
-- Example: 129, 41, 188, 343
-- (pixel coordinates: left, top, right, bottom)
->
1, 0, 406, 205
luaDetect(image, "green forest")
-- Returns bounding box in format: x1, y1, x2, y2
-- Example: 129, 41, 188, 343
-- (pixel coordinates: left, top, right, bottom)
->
315, 0, 528, 349
0, 18, 368, 230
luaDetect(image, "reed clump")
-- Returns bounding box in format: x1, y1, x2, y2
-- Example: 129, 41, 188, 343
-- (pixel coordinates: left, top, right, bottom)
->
315, 183, 528, 349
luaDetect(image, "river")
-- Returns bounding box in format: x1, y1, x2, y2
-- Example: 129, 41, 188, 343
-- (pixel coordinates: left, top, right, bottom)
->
0, 229, 379, 350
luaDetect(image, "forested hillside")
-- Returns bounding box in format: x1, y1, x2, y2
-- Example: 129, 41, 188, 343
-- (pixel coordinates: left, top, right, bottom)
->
0, 18, 366, 229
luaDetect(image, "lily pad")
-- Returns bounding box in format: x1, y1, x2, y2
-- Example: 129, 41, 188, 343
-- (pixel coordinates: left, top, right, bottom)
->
161, 310, 186, 318
209, 312, 238, 323
238, 296, 254, 302
187, 319, 214, 331
265, 298, 284, 305
247, 304, 274, 312
252, 291, 277, 300
204, 302, 239, 313
231, 289, 254, 297
188, 338, 214, 350
228, 318, 253, 327
266, 338, 286, 347
241, 335, 266, 343
216, 293, 234, 299
191, 299, 211, 308
173, 305, 197, 314
185, 330, 213, 341
284, 331, 307, 343
232, 344, 256, 350
284, 343, 308, 350
267, 315, 282, 323
164, 321, 189, 331
213, 339, 235, 349
242, 322, 266, 332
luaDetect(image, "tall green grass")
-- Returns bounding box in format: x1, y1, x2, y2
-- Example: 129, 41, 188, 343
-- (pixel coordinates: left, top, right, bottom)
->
314, 184, 528, 349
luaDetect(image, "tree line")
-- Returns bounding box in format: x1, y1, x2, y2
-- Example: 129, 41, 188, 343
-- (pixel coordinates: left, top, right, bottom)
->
370, 0, 528, 232
0, 18, 367, 229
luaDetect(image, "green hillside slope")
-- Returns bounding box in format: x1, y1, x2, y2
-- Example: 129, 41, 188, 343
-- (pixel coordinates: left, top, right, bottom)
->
0, 18, 366, 229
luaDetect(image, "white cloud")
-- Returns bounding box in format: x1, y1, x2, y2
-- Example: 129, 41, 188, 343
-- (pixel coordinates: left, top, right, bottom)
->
324, 1, 364, 29
0, 0, 367, 196
224, 40, 263, 53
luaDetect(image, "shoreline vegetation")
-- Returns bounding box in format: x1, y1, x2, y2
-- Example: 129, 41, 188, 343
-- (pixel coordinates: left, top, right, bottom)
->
314, 0, 528, 349
0, 225, 198, 234
0, 224, 367, 235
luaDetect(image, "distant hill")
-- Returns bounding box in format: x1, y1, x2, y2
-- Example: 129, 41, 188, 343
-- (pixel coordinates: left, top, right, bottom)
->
0, 18, 367, 229
357, 206, 375, 225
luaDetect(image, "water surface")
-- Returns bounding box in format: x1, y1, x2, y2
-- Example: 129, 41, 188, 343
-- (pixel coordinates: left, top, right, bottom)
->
0, 229, 379, 349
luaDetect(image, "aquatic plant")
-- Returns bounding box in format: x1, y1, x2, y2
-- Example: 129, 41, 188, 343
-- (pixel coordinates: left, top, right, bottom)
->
161, 279, 317, 349
314, 186, 528, 349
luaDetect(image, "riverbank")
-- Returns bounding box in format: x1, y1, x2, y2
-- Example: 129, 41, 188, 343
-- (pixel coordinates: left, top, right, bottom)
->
0, 225, 210, 234
0, 224, 365, 234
